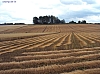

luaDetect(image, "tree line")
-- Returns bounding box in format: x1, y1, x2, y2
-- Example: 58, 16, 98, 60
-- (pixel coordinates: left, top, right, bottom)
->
33, 15, 65, 24
0, 23, 25, 25
1, 15, 100, 25
68, 20, 87, 24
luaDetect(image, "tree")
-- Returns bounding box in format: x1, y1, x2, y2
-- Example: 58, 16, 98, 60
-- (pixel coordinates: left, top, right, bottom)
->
54, 17, 60, 24
43, 16, 49, 24
69, 20, 76, 24
60, 19, 65, 24
81, 20, 86, 24
38, 16, 43, 24
50, 15, 54, 24
78, 20, 81, 24
33, 15, 66, 24
33, 17, 38, 24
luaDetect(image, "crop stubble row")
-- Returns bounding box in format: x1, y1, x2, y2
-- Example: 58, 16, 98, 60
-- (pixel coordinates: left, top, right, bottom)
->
0, 24, 100, 74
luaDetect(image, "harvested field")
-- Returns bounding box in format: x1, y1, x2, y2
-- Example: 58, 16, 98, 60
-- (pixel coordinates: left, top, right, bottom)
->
0, 24, 100, 74
0, 25, 26, 33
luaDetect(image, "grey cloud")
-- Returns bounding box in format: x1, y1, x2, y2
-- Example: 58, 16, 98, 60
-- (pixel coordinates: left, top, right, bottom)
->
71, 10, 100, 18
82, 0, 96, 4
60, 0, 82, 5
59, 9, 100, 22
93, 5, 100, 10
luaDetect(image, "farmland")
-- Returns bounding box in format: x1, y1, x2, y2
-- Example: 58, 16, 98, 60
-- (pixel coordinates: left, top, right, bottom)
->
0, 24, 100, 74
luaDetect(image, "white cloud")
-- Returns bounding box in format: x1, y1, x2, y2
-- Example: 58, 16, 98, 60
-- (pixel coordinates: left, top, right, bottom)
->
60, 0, 83, 5
85, 15, 100, 23
82, 0, 96, 4
0, 0, 100, 24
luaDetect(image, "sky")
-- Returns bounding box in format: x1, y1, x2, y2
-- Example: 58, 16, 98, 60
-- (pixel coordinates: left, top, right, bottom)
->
0, 0, 100, 24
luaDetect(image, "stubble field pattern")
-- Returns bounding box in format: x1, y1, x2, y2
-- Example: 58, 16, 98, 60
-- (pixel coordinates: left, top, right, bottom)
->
0, 24, 100, 74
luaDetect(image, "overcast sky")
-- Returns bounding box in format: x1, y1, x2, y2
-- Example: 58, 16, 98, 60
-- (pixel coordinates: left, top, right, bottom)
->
0, 0, 100, 24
